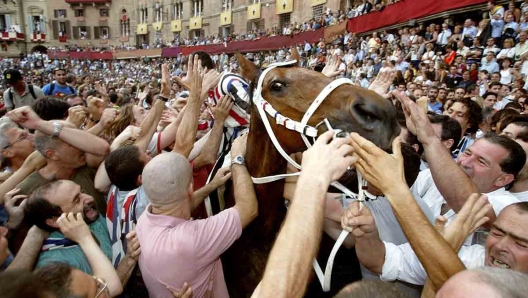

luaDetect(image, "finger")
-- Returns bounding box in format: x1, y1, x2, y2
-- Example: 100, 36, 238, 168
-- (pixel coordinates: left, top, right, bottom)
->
350, 133, 382, 156
391, 137, 403, 160
474, 203, 493, 227
77, 212, 84, 223
67, 212, 76, 222
434, 215, 447, 233
315, 130, 334, 145
473, 217, 490, 232
329, 137, 350, 149
221, 172, 233, 181
336, 144, 354, 157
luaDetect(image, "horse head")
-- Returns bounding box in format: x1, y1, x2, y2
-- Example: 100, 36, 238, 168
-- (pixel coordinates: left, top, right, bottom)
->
236, 48, 400, 165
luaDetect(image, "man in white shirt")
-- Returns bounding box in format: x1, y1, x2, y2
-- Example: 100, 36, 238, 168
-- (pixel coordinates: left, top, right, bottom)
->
437, 24, 452, 47
501, 120, 528, 201
462, 19, 478, 41
351, 201, 528, 286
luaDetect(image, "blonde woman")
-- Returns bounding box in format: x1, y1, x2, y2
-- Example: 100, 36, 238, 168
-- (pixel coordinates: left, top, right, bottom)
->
497, 38, 516, 60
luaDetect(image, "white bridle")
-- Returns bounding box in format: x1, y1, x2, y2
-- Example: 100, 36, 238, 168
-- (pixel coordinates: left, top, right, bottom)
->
250, 60, 366, 292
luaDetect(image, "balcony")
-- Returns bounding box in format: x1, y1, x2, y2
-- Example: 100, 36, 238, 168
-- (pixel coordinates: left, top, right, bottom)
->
0, 32, 25, 42
65, 0, 111, 3
153, 22, 162, 32
119, 36, 129, 42
189, 16, 202, 30
171, 20, 181, 32
100, 39, 108, 44
220, 11, 231, 26
30, 33, 46, 42
247, 3, 261, 20
136, 24, 148, 35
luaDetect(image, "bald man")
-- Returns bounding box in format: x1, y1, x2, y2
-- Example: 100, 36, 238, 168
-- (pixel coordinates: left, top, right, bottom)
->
136, 134, 258, 298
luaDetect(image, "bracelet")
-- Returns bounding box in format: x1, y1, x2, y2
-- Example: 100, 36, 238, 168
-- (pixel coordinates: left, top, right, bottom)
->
90, 118, 100, 124
158, 95, 169, 102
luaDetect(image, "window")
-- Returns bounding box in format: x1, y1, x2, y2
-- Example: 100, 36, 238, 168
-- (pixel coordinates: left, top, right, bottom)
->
173, 2, 183, 19
100, 9, 109, 17
0, 15, 9, 32
100, 27, 109, 39
59, 21, 67, 36
139, 8, 148, 23
75, 10, 84, 17
313, 4, 323, 19
222, 0, 233, 11
54, 9, 66, 18
191, 0, 203, 17
249, 0, 260, 3
279, 13, 291, 29
154, 2, 162, 22
79, 26, 87, 39
32, 16, 41, 33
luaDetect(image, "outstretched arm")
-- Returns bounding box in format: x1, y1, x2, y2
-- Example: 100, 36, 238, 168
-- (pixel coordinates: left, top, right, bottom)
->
253, 131, 356, 298
394, 91, 494, 227
351, 133, 465, 291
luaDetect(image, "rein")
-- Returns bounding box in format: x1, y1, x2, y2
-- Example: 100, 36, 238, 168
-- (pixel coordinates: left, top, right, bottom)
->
250, 60, 366, 292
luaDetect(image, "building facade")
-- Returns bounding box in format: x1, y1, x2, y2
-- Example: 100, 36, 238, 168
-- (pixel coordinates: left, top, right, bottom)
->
0, 0, 346, 57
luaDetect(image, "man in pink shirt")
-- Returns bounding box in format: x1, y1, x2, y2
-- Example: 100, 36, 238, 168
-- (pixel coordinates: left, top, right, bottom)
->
136, 57, 258, 298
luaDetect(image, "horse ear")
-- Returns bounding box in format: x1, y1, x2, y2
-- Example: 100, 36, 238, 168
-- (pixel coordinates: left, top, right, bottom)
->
236, 52, 258, 83
290, 47, 300, 66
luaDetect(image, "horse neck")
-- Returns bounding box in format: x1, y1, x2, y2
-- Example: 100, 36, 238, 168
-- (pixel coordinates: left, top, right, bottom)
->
245, 109, 289, 236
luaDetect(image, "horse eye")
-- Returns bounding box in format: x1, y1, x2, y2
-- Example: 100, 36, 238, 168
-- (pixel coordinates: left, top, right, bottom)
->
270, 82, 285, 92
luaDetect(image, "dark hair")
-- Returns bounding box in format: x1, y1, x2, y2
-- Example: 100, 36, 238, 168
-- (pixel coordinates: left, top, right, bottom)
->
509, 116, 528, 142
401, 143, 421, 187
489, 81, 503, 89
65, 74, 75, 84
483, 91, 498, 99
31, 97, 70, 121
34, 262, 74, 298
454, 97, 482, 133
109, 92, 119, 104
512, 201, 528, 213
429, 114, 462, 150
467, 84, 478, 93
505, 102, 523, 111
0, 269, 53, 298
483, 133, 527, 178
188, 51, 215, 70
25, 181, 64, 232
105, 145, 145, 191
491, 108, 520, 132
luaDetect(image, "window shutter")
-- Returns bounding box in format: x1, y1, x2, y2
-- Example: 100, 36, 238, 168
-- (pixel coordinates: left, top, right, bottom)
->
85, 26, 91, 39
107, 27, 110, 39
72, 26, 79, 39
28, 16, 33, 35
41, 18, 46, 34
64, 10, 67, 18
5, 15, 11, 30
52, 20, 59, 39
65, 20, 71, 39
94, 26, 100, 39
54, 10, 58, 18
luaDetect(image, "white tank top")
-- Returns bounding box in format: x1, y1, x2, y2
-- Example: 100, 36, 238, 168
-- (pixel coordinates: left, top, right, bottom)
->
500, 68, 513, 85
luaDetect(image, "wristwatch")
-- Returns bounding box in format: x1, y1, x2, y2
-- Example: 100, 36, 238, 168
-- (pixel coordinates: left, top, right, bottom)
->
158, 95, 169, 102
231, 155, 246, 166
52, 121, 63, 138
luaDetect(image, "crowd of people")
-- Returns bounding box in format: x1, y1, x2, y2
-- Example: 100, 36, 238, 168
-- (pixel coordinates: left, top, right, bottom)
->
1, 0, 528, 298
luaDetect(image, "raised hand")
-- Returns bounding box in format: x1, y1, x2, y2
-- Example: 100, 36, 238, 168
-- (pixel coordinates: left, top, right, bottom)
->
369, 69, 396, 97
212, 95, 234, 123
57, 213, 92, 245
160, 64, 171, 98
4, 188, 28, 229
341, 201, 377, 238
125, 230, 141, 261
99, 108, 119, 127
67, 106, 88, 128
393, 90, 437, 145
351, 134, 406, 195
231, 134, 248, 158
441, 194, 491, 249
211, 166, 232, 187
302, 130, 357, 183
201, 70, 221, 95
7, 106, 43, 130
321, 54, 342, 78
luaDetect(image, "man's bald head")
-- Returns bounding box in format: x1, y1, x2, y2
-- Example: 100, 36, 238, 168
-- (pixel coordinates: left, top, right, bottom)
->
142, 152, 192, 205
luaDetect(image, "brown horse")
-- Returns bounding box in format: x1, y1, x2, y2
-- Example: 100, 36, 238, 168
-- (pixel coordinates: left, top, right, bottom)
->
221, 49, 400, 297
